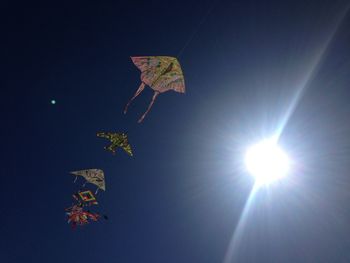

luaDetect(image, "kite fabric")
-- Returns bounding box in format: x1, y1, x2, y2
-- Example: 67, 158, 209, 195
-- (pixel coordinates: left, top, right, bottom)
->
72, 191, 98, 206
65, 171, 107, 228
124, 56, 185, 123
65, 204, 100, 228
71, 169, 105, 191
73, 190, 99, 206
97, 132, 133, 156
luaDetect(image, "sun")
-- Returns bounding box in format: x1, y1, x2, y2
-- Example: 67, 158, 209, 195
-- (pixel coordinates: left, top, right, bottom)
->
245, 139, 290, 185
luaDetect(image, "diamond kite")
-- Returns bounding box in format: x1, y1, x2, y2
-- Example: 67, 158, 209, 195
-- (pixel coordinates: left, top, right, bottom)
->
73, 190, 99, 206
124, 56, 185, 123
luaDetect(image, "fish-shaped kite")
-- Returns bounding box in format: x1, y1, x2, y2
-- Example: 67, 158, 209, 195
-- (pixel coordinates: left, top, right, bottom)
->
124, 56, 185, 123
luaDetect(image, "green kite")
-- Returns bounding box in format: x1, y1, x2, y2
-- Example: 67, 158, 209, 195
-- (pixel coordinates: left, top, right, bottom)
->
97, 132, 133, 156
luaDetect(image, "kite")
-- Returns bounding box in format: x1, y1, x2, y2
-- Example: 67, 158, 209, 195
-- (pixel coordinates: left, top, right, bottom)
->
124, 56, 185, 123
70, 169, 105, 191
73, 190, 99, 206
97, 132, 133, 156
65, 204, 100, 228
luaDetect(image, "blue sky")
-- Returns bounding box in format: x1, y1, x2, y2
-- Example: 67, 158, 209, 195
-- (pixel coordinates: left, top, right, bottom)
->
3, 0, 350, 262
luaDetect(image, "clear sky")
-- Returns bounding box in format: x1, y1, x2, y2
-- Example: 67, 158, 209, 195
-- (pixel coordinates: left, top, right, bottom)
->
3, 0, 350, 262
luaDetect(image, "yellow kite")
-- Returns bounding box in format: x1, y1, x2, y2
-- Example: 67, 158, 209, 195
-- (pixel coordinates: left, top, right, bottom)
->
97, 132, 133, 156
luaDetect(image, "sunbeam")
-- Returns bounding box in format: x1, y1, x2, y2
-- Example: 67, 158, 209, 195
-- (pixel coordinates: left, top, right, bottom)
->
275, 5, 350, 139
223, 5, 350, 263
223, 183, 260, 263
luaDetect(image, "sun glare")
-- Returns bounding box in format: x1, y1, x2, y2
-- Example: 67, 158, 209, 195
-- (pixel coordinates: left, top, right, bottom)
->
245, 139, 290, 185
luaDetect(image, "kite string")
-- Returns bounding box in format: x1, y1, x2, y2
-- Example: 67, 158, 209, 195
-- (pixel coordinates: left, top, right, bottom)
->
177, 0, 222, 58
126, 1, 221, 129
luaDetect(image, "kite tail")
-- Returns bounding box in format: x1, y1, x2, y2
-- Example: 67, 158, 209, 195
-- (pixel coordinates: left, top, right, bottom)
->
124, 82, 145, 114
138, 91, 160, 123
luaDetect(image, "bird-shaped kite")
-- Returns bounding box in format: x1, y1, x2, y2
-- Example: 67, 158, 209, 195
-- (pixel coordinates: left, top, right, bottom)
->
124, 56, 185, 123
97, 132, 133, 156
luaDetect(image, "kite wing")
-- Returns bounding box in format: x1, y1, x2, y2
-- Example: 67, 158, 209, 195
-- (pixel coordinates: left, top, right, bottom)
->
131, 56, 185, 93
116, 133, 133, 156
125, 56, 185, 122
96, 132, 111, 140
71, 169, 105, 191
122, 143, 133, 156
